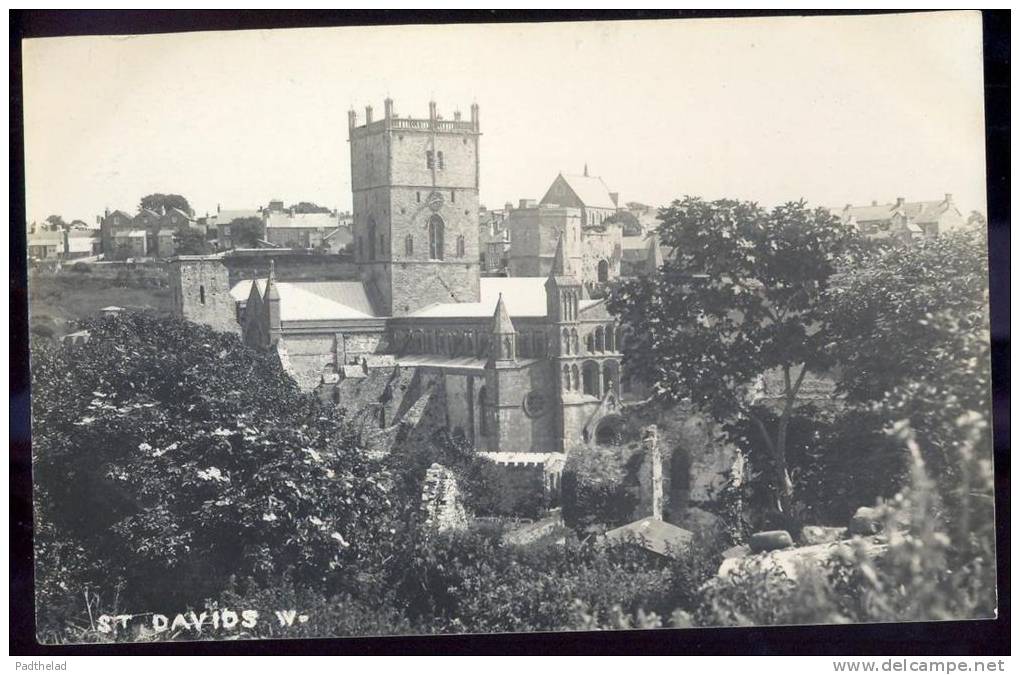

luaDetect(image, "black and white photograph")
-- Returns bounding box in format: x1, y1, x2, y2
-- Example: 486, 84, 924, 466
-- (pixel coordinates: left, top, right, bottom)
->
12, 10, 1005, 653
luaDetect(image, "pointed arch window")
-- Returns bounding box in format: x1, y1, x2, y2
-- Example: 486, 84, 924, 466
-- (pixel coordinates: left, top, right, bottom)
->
428, 214, 445, 260
456, 234, 466, 257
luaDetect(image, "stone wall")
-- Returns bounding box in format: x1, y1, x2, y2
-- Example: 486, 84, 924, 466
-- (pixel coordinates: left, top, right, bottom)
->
420, 463, 468, 533
169, 258, 240, 334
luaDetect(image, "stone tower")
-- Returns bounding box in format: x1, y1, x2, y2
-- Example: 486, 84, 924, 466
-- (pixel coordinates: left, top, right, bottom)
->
545, 232, 584, 451
348, 99, 482, 316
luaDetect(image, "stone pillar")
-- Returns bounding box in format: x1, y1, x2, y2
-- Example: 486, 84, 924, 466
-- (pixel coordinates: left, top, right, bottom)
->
636, 425, 663, 520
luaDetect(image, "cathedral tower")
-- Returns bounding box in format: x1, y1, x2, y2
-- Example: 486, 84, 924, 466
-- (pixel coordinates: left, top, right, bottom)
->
348, 99, 482, 316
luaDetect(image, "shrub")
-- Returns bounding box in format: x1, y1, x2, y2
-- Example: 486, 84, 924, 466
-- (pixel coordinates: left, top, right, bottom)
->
561, 446, 636, 534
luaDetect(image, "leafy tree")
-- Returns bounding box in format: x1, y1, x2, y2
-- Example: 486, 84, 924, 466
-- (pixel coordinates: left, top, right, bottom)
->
823, 231, 991, 517
605, 210, 643, 236
173, 228, 211, 255
230, 216, 265, 248
45, 215, 68, 231
289, 201, 331, 214
139, 193, 191, 215
608, 197, 861, 516
32, 312, 395, 612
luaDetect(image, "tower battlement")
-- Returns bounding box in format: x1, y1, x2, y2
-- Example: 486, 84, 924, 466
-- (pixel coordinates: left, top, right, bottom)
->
348, 99, 480, 138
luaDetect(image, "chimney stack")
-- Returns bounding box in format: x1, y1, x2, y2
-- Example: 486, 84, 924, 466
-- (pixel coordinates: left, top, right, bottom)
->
896, 197, 906, 208
945, 193, 953, 203
365, 105, 373, 124
347, 109, 357, 130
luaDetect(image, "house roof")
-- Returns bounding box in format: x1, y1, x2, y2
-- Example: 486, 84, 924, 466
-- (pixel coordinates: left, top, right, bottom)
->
213, 209, 262, 224
841, 199, 953, 224
393, 355, 488, 371
167, 207, 193, 220
406, 277, 549, 319
265, 212, 338, 229
556, 173, 618, 210
604, 517, 694, 557
113, 230, 148, 237
230, 279, 375, 320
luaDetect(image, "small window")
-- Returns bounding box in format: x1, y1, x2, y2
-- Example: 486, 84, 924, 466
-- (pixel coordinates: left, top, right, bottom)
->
456, 235, 465, 257
437, 151, 445, 170
199, 285, 206, 305
379, 234, 385, 256
416, 192, 421, 203
451, 190, 456, 203
426, 150, 435, 169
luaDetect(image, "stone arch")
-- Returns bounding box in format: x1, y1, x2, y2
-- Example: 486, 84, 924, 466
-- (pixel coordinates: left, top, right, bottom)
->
562, 364, 571, 390
571, 364, 580, 390
594, 325, 605, 352
606, 325, 616, 352
562, 328, 571, 354
582, 360, 601, 397
585, 331, 595, 353
594, 414, 626, 447
597, 258, 610, 283
671, 446, 692, 510
571, 328, 579, 354
602, 360, 620, 396
428, 214, 445, 260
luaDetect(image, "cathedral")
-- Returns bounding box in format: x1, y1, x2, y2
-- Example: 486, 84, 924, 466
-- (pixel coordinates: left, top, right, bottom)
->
172, 100, 629, 463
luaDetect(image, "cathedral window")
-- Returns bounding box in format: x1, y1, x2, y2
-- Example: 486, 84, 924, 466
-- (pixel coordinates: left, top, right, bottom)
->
437, 151, 445, 170
426, 150, 435, 169
585, 332, 595, 353
571, 328, 579, 354
405, 234, 414, 255
428, 215, 445, 260
416, 191, 421, 203
562, 328, 571, 354
451, 190, 456, 203
199, 285, 206, 305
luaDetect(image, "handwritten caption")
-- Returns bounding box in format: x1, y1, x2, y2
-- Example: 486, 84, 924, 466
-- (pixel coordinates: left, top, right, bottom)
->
96, 609, 309, 635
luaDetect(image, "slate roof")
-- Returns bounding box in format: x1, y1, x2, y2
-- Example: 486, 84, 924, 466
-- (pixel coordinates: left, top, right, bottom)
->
555, 173, 618, 210
407, 277, 549, 319
604, 517, 694, 557
214, 209, 262, 224
230, 279, 376, 320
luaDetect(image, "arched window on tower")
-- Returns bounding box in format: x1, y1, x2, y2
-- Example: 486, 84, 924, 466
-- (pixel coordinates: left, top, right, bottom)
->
456, 235, 465, 257
562, 328, 571, 354
562, 365, 571, 390
571, 328, 579, 354
595, 326, 605, 352
428, 214, 445, 260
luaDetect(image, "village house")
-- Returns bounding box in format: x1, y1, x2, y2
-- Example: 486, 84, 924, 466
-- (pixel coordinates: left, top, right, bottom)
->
831, 194, 964, 243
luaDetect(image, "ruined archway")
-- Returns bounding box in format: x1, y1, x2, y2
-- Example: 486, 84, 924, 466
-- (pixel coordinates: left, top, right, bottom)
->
597, 258, 610, 283
594, 414, 626, 447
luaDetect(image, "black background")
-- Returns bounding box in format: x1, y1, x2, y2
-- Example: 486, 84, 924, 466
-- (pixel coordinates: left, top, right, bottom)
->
9, 9, 1010, 656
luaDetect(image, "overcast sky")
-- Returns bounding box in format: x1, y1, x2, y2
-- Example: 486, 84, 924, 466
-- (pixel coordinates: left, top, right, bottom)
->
22, 11, 986, 224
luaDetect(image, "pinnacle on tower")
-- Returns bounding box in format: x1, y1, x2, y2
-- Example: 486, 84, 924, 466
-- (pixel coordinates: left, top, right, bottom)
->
550, 231, 570, 277
264, 259, 280, 300
583, 163, 589, 177
491, 293, 515, 334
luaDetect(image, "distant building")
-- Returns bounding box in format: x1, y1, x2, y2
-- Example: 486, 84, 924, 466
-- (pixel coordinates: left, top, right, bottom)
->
27, 229, 101, 260
540, 166, 620, 228
27, 231, 64, 260
264, 210, 351, 251
831, 194, 964, 243
100, 206, 199, 259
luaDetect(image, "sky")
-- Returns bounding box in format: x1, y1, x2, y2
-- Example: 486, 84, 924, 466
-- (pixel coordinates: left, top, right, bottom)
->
22, 11, 987, 224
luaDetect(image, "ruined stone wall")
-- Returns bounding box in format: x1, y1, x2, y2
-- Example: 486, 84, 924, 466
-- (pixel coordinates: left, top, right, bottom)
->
280, 334, 336, 390
487, 361, 559, 453
169, 258, 240, 334
420, 463, 468, 533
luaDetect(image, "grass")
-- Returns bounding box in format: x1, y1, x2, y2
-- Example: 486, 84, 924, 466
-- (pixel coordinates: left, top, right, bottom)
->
29, 273, 173, 338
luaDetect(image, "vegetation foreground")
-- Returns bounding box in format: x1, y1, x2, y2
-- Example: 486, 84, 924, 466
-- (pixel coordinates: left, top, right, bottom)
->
31, 202, 996, 642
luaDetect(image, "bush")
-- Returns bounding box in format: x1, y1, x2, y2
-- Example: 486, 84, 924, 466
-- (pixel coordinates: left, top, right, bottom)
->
71, 262, 91, 273
561, 446, 637, 535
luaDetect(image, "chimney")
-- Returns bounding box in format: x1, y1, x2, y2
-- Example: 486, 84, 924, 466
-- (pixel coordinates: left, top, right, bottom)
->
454, 110, 462, 121
384, 97, 394, 120
505, 201, 513, 213
871, 200, 878, 206
896, 197, 906, 208
470, 102, 479, 130
217, 203, 221, 214
945, 193, 953, 204
583, 163, 589, 177
365, 105, 373, 124
428, 100, 437, 120
845, 203, 852, 211
347, 109, 357, 130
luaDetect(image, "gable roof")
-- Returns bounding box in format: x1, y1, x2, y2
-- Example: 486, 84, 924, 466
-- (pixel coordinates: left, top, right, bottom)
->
407, 277, 549, 319
543, 173, 618, 210
265, 211, 339, 229
604, 517, 694, 557
230, 279, 375, 320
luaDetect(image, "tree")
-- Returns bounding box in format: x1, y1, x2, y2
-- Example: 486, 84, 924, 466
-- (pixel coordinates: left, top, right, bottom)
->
32, 312, 396, 612
174, 228, 212, 255
45, 215, 68, 231
289, 202, 331, 214
230, 216, 265, 248
605, 210, 643, 236
140, 193, 191, 215
608, 197, 861, 516
823, 231, 991, 518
